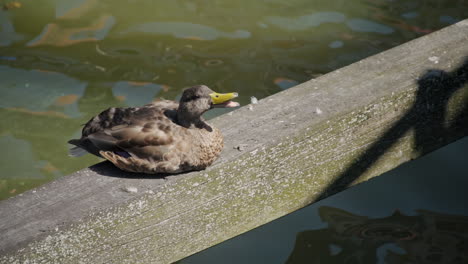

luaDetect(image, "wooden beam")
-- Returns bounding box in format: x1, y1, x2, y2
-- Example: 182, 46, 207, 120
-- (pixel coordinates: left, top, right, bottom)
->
1, 19, 468, 264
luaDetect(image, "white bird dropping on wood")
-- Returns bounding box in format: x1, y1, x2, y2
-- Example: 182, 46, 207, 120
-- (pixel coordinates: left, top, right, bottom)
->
428, 56, 439, 64
250, 96, 258, 104
315, 107, 323, 114
123, 186, 138, 193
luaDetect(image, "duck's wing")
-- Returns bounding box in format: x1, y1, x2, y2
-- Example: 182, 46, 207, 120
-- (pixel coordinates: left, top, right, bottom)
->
69, 100, 179, 157
97, 119, 188, 173
82, 100, 178, 137
107, 120, 179, 157
80, 116, 182, 160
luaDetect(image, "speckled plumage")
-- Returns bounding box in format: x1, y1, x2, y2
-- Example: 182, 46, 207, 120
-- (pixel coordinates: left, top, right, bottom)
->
68, 85, 237, 174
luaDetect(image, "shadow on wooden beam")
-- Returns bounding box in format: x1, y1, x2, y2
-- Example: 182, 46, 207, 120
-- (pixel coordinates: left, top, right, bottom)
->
318, 58, 468, 200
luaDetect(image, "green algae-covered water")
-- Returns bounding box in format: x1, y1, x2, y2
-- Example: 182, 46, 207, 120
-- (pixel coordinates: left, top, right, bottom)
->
0, 0, 467, 200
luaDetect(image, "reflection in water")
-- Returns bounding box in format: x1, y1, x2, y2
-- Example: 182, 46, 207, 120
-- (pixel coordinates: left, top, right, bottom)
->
0, 65, 86, 117
121, 22, 251, 40
0, 135, 47, 179
346, 18, 394, 34
287, 207, 468, 264
274, 77, 299, 90
268, 12, 395, 35
329, 40, 344, 49
56, 0, 98, 19
267, 12, 346, 30
112, 81, 163, 106
27, 15, 115, 47
401, 12, 419, 19
0, 0, 468, 199
0, 11, 23, 46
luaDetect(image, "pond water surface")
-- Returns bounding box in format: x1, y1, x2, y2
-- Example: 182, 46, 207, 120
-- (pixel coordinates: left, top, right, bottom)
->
0, 0, 467, 220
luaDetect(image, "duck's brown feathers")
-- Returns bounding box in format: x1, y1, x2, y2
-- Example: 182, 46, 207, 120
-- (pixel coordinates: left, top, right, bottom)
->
71, 100, 223, 174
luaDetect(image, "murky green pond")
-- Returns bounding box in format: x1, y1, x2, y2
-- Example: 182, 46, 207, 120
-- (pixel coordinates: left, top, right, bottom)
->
0, 0, 467, 200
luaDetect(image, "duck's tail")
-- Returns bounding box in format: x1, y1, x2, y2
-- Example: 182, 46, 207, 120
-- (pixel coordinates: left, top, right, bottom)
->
68, 139, 88, 157
69, 146, 88, 157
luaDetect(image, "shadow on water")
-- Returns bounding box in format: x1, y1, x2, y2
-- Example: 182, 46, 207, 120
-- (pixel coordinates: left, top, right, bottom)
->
286, 206, 468, 263
317, 57, 468, 200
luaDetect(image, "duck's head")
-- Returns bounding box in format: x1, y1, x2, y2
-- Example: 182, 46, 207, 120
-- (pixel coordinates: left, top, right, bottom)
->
177, 85, 239, 127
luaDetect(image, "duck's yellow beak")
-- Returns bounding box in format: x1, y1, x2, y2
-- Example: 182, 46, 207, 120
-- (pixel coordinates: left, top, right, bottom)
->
210, 92, 240, 108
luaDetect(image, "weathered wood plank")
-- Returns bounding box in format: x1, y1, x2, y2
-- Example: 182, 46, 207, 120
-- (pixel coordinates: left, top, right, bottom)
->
1, 20, 468, 264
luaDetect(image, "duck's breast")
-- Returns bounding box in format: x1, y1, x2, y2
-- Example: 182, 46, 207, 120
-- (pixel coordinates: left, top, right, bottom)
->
180, 126, 224, 170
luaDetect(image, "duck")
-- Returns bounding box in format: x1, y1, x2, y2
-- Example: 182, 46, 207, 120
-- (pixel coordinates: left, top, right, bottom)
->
68, 85, 239, 174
